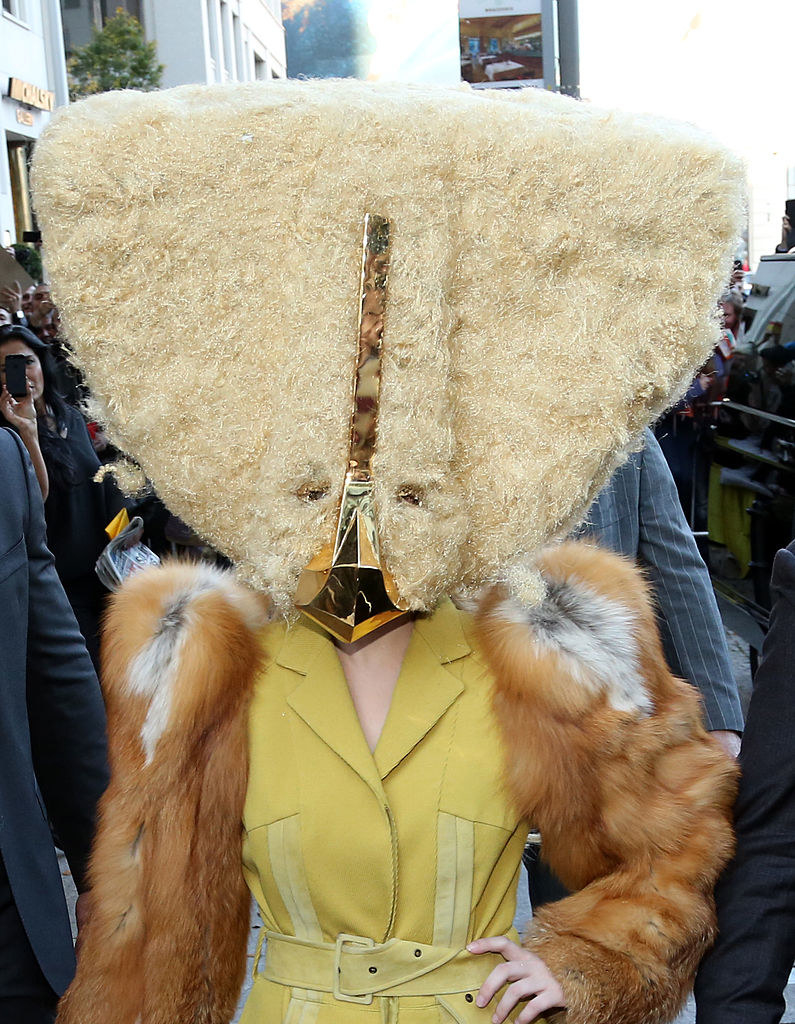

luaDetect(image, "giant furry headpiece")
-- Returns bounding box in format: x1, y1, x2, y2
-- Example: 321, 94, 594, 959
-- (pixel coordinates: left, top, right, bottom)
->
32, 80, 742, 619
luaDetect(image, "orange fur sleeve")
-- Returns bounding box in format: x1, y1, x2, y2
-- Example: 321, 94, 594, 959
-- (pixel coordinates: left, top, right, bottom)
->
477, 542, 738, 1024
56, 563, 266, 1024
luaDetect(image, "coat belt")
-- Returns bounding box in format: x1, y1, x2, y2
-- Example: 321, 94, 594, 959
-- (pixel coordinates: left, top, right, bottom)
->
261, 931, 499, 1005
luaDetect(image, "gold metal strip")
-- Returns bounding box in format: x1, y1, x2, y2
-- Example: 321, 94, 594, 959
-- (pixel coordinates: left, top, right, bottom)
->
349, 213, 389, 478
295, 215, 408, 643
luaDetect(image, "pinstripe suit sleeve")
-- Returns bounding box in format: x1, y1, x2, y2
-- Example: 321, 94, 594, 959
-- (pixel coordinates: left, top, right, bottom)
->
637, 430, 744, 732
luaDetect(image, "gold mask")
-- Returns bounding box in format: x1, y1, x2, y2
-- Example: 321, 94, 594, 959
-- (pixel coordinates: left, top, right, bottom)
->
294, 214, 409, 643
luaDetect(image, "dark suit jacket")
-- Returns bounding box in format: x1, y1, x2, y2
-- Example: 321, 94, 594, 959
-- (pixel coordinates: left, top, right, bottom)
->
0, 427, 108, 995
694, 541, 795, 1024
574, 428, 744, 732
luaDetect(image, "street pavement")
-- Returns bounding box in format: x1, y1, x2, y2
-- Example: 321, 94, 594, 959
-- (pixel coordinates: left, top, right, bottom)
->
59, 632, 794, 1023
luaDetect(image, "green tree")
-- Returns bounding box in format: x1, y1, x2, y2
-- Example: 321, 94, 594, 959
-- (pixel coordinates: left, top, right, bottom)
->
11, 243, 43, 284
68, 8, 164, 99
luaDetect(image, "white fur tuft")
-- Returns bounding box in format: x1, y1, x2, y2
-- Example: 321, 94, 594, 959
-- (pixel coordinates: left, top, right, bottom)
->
126, 567, 263, 762
495, 579, 652, 715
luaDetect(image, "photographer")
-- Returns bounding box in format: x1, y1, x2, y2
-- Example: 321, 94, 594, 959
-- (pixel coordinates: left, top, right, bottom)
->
0, 326, 125, 669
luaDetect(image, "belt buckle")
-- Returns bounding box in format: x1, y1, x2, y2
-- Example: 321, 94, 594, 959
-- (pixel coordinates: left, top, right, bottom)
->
333, 933, 375, 1004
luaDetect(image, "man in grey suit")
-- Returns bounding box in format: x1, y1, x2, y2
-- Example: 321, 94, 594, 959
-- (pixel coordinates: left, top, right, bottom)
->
0, 426, 109, 1023
526, 428, 743, 906
576, 427, 744, 746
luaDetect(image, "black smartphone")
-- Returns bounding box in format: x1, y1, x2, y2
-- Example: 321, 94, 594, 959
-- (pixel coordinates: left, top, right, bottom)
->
22, 230, 41, 244
4, 354, 28, 398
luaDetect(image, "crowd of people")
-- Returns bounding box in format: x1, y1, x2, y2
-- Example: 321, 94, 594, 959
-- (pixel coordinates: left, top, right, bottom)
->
1, 231, 793, 1024
0, 279, 62, 341
654, 231, 795, 592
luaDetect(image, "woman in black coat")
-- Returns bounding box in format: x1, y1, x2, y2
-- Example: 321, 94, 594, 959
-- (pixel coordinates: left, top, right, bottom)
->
0, 325, 124, 669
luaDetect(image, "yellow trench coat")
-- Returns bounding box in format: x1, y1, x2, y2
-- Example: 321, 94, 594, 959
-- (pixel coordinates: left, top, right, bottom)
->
240, 599, 532, 1024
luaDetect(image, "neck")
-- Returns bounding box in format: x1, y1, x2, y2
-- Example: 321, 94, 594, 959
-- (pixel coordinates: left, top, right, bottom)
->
334, 614, 415, 753
335, 614, 414, 668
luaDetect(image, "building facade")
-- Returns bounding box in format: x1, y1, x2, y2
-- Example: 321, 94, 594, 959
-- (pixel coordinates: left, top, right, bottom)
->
746, 155, 795, 267
1, 0, 284, 246
1, 0, 68, 246
143, 0, 285, 86
61, 0, 286, 84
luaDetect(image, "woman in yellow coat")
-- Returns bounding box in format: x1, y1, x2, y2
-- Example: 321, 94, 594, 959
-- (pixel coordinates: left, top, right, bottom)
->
243, 599, 536, 1024
53, 542, 735, 1024
33, 79, 742, 1024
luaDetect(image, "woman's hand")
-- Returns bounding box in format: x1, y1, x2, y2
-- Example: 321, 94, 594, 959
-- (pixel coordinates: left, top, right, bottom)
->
1, 384, 49, 499
0, 280, 23, 314
0, 383, 37, 438
467, 936, 566, 1023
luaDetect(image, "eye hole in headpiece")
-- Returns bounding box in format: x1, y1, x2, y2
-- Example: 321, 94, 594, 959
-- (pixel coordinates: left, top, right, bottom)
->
397, 486, 424, 507
297, 483, 329, 503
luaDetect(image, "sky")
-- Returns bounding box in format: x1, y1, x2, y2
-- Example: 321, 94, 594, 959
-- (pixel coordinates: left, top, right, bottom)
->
578, 0, 793, 162
285, 0, 792, 165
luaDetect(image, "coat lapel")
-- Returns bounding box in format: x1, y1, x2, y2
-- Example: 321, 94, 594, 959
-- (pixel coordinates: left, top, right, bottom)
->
374, 599, 470, 780
277, 600, 471, 790
280, 620, 384, 794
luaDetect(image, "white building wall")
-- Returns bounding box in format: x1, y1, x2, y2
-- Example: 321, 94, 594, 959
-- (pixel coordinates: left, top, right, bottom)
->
239, 0, 285, 79
1, 0, 68, 245
747, 154, 792, 271
140, 0, 209, 86
140, 0, 285, 88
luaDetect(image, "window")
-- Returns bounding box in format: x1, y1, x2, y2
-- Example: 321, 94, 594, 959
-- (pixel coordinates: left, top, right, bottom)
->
205, 0, 221, 81
232, 13, 243, 81
7, 140, 35, 241
3, 0, 27, 22
220, 0, 234, 79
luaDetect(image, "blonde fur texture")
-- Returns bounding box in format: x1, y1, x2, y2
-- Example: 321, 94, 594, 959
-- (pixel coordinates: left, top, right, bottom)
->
31, 80, 744, 617
476, 543, 738, 1024
61, 551, 736, 1024
56, 563, 267, 1024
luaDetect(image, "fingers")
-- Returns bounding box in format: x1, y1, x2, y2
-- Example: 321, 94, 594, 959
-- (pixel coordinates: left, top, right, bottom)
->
492, 976, 565, 1024
474, 958, 532, 1009
468, 936, 524, 959
514, 990, 564, 1024
1, 387, 35, 430
494, 980, 555, 1023
468, 937, 565, 1023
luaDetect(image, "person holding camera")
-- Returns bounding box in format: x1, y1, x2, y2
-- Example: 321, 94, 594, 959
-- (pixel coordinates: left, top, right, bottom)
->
0, 325, 125, 669
0, 328, 49, 498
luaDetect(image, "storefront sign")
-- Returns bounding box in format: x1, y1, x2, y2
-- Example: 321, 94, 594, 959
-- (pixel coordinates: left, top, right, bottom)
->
459, 0, 544, 89
8, 78, 55, 112
16, 107, 34, 126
